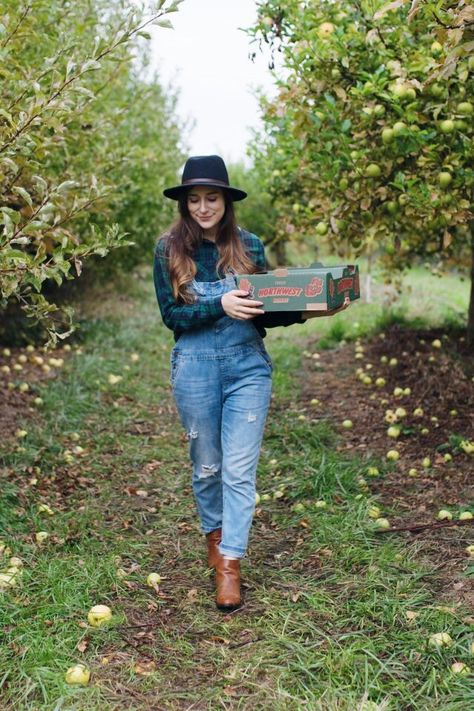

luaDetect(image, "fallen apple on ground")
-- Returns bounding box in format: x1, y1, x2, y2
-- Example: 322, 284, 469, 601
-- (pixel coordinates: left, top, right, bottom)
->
65, 664, 91, 685
437, 510, 452, 521
87, 604, 113, 627
428, 632, 453, 648
450, 662, 470, 675
147, 573, 161, 587
375, 518, 390, 529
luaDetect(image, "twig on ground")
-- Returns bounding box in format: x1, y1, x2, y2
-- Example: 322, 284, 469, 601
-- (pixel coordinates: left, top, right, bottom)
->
375, 519, 474, 534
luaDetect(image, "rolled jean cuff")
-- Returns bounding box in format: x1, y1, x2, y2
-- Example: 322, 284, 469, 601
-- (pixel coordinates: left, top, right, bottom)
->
219, 544, 246, 559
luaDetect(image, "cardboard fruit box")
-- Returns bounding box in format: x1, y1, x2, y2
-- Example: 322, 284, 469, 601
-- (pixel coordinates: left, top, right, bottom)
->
236, 263, 360, 312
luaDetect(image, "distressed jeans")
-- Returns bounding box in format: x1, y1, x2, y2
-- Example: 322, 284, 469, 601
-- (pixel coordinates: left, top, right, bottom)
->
170, 276, 272, 558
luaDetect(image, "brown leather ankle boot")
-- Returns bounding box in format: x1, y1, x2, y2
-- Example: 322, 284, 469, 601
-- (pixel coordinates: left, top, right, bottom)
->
215, 557, 241, 611
206, 528, 222, 568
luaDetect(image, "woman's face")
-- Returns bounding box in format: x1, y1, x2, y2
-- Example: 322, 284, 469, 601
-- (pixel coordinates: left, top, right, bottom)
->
187, 186, 226, 235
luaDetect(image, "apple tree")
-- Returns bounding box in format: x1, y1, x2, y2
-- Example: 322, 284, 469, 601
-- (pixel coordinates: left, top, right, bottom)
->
0, 0, 183, 345
248, 0, 474, 342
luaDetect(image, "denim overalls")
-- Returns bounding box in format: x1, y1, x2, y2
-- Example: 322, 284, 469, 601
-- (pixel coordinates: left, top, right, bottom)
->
170, 273, 273, 558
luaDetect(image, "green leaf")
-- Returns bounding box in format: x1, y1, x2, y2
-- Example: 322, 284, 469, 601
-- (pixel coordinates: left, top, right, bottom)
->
12, 186, 33, 208
153, 19, 173, 29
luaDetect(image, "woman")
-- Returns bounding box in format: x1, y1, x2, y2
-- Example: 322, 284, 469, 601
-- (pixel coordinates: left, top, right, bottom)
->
154, 155, 348, 611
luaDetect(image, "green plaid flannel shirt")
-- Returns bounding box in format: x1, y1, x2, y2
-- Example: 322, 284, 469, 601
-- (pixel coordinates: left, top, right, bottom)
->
153, 228, 303, 341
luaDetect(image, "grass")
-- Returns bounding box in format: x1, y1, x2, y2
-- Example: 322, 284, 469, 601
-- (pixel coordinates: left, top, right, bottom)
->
0, 265, 472, 710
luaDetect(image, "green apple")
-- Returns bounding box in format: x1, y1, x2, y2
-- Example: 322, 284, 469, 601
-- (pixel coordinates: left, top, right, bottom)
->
459, 511, 473, 520
375, 377, 386, 387
437, 509, 452, 521
146, 573, 161, 587
35, 531, 49, 544
440, 119, 455, 134
318, 22, 335, 38
87, 604, 113, 627
386, 450, 399, 461
438, 172, 452, 188
342, 419, 353, 429
422, 457, 431, 468
408, 468, 418, 477
65, 664, 90, 685
368, 505, 381, 519
9, 556, 23, 568
375, 517, 390, 529
315, 221, 329, 236
413, 407, 424, 417
0, 572, 18, 589
451, 662, 470, 675
392, 121, 407, 136
367, 467, 379, 477
38, 503, 54, 516
430, 41, 443, 57
466, 545, 474, 557
365, 163, 381, 178
457, 101, 473, 116
389, 357, 398, 366
395, 407, 407, 418
428, 632, 453, 648
387, 426, 401, 439
292, 502, 305, 513
431, 339, 441, 348
393, 387, 403, 397
314, 500, 327, 509
381, 128, 394, 144
338, 177, 349, 190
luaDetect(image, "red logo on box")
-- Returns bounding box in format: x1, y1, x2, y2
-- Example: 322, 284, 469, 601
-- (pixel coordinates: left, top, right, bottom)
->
304, 277, 324, 297
337, 277, 354, 294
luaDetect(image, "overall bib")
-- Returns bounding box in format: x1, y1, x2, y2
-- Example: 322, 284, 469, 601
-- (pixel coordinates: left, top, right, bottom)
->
170, 273, 273, 558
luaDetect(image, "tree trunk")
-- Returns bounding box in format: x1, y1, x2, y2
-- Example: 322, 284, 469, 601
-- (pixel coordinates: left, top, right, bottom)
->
468, 221, 474, 347
365, 251, 373, 303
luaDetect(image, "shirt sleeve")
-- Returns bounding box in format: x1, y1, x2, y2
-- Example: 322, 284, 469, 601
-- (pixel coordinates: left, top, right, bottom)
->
153, 237, 225, 333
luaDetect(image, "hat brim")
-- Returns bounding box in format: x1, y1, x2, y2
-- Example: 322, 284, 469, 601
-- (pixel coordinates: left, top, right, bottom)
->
163, 182, 247, 202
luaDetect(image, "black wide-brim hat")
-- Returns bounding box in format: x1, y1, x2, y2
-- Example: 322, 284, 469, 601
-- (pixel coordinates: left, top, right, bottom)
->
163, 155, 247, 201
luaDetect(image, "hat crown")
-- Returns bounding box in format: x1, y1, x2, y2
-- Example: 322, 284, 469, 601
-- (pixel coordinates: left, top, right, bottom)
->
163, 154, 247, 201
182, 155, 229, 185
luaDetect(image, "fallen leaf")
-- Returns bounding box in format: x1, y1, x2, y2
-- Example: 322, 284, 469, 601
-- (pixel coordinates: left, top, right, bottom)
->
76, 638, 89, 652
134, 660, 156, 676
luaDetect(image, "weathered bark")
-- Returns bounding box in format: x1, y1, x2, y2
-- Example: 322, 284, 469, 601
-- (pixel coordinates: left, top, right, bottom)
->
468, 221, 474, 347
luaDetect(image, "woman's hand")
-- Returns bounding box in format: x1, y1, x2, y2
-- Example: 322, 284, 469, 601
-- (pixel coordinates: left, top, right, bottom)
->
301, 296, 351, 320
221, 290, 264, 320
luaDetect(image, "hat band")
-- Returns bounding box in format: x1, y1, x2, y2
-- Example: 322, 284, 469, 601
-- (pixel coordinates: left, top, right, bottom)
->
182, 178, 230, 188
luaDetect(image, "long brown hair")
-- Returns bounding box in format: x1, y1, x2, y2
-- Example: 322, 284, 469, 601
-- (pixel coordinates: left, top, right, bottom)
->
162, 191, 259, 304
